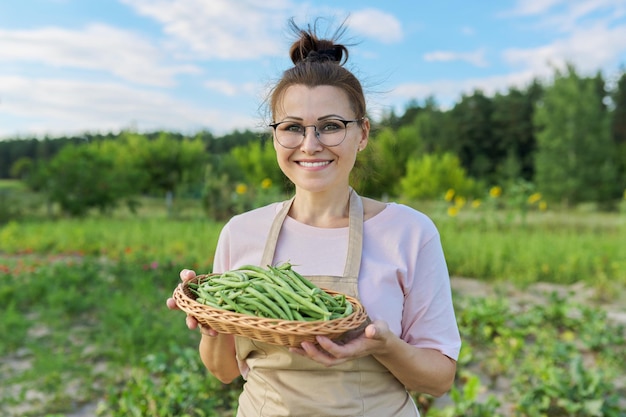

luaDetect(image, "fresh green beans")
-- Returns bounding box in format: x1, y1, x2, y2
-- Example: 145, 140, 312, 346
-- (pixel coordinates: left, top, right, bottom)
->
189, 262, 354, 321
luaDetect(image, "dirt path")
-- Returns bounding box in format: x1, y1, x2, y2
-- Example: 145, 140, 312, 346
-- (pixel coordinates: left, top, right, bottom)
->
451, 276, 626, 324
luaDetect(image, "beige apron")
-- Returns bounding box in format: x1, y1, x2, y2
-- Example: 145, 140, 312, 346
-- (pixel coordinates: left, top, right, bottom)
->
235, 189, 418, 417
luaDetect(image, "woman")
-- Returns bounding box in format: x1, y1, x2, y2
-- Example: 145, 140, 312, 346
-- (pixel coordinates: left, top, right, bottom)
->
167, 19, 461, 417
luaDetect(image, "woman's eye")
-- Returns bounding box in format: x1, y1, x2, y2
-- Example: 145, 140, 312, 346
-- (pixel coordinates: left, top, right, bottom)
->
283, 124, 304, 133
320, 122, 342, 132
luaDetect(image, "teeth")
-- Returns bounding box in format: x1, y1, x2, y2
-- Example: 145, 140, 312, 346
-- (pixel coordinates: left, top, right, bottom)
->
299, 161, 330, 167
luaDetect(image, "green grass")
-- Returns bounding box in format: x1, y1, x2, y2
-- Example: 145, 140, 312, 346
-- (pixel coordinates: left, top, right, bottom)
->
2, 197, 624, 292
0, 179, 27, 190
1, 192, 625, 415
0, 216, 223, 272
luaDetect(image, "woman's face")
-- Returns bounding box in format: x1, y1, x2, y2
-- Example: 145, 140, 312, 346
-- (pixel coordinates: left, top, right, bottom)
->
272, 85, 369, 194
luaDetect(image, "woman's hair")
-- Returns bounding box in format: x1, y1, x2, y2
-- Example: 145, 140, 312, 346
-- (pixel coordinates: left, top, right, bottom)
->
268, 18, 366, 122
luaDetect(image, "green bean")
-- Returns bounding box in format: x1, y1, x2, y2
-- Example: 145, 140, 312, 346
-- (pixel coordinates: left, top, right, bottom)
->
198, 288, 220, 304
221, 270, 249, 281
210, 277, 249, 288
269, 283, 331, 320
284, 267, 318, 292
238, 295, 279, 318
245, 286, 290, 320
190, 263, 353, 321
261, 282, 295, 320
269, 266, 307, 294
266, 266, 299, 291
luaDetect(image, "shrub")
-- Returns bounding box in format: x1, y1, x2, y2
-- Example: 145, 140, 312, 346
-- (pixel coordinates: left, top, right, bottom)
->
399, 152, 480, 200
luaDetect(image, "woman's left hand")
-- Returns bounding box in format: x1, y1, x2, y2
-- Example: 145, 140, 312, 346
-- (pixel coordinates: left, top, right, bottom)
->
289, 320, 391, 366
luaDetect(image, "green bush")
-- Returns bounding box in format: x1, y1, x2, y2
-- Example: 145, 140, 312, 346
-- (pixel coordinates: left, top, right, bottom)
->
399, 153, 480, 200
101, 346, 241, 417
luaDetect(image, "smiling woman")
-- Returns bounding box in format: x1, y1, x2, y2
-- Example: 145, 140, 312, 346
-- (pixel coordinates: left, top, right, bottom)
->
166, 17, 461, 417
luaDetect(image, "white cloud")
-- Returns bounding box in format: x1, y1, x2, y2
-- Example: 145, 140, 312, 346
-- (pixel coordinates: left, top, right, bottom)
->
503, 0, 567, 16
461, 26, 476, 36
424, 49, 489, 68
384, 70, 540, 111
0, 24, 200, 86
120, 0, 291, 60
502, 23, 626, 75
502, 0, 626, 33
204, 79, 259, 97
347, 8, 403, 43
0, 76, 257, 138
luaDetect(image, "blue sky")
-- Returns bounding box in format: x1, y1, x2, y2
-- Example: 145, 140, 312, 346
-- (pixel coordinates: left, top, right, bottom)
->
1, 0, 625, 139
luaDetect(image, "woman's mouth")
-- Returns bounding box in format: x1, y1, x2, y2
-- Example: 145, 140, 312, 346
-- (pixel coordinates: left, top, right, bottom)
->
297, 160, 331, 168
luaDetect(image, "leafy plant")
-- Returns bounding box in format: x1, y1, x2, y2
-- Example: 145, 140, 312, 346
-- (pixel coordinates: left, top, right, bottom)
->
513, 356, 623, 417
101, 346, 241, 417
427, 372, 504, 417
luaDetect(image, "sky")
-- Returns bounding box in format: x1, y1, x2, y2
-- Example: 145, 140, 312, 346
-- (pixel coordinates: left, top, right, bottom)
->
1, 0, 626, 140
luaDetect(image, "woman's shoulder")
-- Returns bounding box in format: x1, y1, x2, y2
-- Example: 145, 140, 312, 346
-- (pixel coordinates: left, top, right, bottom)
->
224, 201, 283, 230
364, 198, 438, 233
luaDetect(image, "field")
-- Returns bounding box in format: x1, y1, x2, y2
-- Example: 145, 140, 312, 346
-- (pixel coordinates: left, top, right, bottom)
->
1, 192, 625, 416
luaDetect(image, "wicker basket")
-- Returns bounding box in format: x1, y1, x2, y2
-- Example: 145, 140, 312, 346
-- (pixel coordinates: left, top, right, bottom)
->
172, 274, 370, 347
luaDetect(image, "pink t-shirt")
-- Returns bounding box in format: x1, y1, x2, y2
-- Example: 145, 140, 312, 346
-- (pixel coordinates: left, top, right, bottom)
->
213, 201, 461, 361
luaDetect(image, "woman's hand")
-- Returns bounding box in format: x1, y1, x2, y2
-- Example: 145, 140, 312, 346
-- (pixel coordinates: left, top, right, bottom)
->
166, 269, 215, 333
289, 320, 392, 366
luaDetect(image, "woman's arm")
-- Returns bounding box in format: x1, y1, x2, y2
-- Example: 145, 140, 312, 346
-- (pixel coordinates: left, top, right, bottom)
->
370, 325, 456, 396
167, 268, 241, 384
198, 332, 240, 383
292, 320, 456, 397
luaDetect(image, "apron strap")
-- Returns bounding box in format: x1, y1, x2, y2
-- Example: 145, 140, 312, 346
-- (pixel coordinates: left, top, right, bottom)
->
260, 188, 364, 280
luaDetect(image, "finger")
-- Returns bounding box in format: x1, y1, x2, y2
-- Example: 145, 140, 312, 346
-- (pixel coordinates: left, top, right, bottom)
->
300, 341, 345, 366
288, 347, 306, 356
166, 297, 179, 310
199, 324, 218, 337
186, 314, 199, 330
364, 323, 377, 339
180, 269, 196, 281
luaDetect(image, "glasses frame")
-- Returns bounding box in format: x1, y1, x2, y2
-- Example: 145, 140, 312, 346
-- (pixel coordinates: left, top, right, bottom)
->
269, 117, 364, 149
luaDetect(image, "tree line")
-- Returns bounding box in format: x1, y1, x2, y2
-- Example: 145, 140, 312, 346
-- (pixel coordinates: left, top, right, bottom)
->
1, 64, 625, 217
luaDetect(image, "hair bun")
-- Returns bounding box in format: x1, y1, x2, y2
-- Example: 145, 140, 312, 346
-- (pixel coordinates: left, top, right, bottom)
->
304, 47, 343, 63
288, 20, 349, 66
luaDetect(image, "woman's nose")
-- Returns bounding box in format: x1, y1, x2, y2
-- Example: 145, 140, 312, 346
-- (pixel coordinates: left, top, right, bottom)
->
300, 125, 322, 152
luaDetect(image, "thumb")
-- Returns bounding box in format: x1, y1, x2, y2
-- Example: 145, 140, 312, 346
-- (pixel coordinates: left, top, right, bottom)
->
364, 320, 390, 340
364, 323, 379, 339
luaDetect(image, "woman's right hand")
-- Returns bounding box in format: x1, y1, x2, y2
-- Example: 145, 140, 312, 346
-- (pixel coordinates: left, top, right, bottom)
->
166, 269, 213, 333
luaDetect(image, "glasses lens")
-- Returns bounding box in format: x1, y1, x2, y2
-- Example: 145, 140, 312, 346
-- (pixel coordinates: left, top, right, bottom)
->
316, 120, 347, 146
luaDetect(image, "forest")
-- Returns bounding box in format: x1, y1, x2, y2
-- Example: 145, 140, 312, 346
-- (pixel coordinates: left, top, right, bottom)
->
1, 64, 625, 220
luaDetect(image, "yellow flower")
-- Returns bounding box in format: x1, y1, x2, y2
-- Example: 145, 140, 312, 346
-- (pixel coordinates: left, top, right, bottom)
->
447, 206, 459, 217
454, 195, 466, 208
539, 201, 548, 211
444, 189, 455, 202
235, 183, 248, 195
489, 186, 502, 198
471, 199, 481, 208
560, 330, 576, 342
261, 178, 272, 189
528, 192, 542, 204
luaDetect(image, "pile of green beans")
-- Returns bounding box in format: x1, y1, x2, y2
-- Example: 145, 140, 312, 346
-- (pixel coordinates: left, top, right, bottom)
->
188, 262, 353, 321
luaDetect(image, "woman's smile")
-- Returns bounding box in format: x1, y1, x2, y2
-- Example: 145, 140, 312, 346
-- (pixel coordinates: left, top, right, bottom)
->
296, 159, 333, 169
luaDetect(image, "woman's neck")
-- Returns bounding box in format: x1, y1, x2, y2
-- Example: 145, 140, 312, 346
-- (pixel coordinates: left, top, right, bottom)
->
289, 188, 351, 228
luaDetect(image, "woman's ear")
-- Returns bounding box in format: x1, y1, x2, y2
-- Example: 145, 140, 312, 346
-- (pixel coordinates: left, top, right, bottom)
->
358, 117, 370, 151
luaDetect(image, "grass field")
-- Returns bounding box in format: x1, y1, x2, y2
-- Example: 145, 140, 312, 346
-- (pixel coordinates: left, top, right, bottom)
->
1, 186, 625, 416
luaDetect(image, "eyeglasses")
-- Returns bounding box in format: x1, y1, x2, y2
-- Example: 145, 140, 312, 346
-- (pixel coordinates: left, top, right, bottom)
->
269, 118, 363, 149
